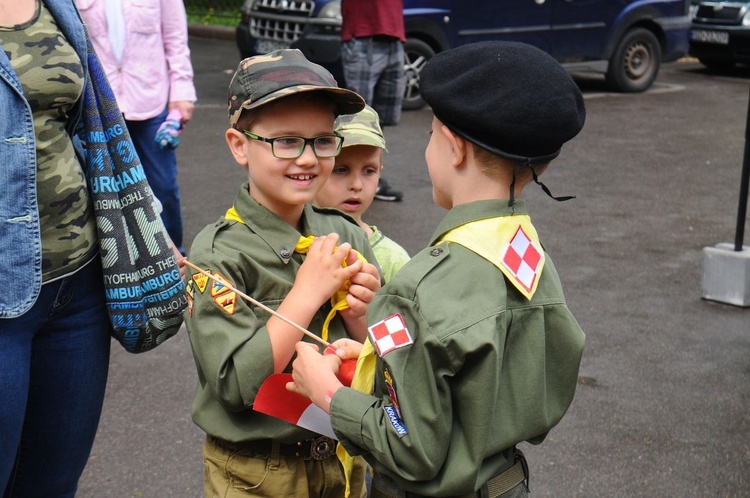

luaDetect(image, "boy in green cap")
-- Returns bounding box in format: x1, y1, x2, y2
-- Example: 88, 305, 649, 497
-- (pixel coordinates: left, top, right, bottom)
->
288, 41, 587, 498
184, 49, 382, 498
315, 105, 410, 283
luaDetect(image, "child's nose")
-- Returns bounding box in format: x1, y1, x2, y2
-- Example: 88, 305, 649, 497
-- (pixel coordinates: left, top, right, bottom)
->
350, 176, 363, 191
296, 143, 318, 165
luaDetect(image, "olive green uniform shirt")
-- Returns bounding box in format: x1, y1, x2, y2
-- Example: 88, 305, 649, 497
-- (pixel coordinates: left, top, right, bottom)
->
330, 199, 585, 496
186, 184, 380, 443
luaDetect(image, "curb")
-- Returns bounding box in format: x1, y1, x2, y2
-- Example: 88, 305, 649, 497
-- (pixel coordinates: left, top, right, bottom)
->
188, 23, 235, 40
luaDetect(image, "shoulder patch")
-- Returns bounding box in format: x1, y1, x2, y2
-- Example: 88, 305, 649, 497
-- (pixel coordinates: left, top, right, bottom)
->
213, 291, 237, 315
368, 313, 413, 356
501, 226, 543, 293
192, 271, 210, 294
210, 273, 234, 297
383, 405, 408, 437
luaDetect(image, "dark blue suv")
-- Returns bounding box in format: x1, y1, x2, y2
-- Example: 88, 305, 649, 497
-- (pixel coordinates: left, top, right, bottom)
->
236, 0, 691, 109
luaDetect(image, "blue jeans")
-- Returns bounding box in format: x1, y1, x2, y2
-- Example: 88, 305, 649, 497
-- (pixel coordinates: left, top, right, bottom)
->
342, 37, 405, 126
0, 258, 111, 498
126, 108, 184, 253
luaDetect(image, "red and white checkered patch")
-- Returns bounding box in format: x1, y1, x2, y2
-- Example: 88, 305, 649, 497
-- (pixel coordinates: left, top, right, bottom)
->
501, 226, 543, 292
368, 313, 413, 356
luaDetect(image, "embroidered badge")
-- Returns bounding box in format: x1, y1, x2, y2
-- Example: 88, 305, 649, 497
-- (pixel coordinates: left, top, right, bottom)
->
501, 226, 543, 293
214, 291, 237, 315
383, 367, 402, 419
383, 405, 408, 437
192, 271, 210, 294
210, 273, 233, 297
368, 314, 413, 356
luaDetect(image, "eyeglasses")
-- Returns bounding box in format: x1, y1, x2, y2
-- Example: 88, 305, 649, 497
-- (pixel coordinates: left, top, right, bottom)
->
243, 131, 344, 159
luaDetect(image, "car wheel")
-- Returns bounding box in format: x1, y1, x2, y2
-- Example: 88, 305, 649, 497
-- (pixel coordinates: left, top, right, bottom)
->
402, 38, 435, 111
606, 28, 661, 92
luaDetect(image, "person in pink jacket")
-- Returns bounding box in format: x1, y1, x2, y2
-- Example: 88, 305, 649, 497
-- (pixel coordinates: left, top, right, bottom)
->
77, 0, 197, 254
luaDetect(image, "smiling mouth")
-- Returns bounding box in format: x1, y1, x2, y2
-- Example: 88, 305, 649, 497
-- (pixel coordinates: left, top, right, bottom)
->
287, 174, 316, 181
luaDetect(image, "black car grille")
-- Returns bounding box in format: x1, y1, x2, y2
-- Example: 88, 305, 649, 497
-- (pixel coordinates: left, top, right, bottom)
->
695, 3, 745, 24
250, 0, 315, 43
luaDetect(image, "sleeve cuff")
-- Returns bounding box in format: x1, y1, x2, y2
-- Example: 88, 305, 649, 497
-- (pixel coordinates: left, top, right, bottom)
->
330, 387, 378, 452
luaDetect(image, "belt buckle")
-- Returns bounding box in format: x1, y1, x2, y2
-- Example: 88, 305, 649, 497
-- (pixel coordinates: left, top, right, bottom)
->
309, 436, 336, 460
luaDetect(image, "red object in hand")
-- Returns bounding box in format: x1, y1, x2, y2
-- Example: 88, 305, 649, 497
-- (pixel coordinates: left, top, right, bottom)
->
324, 346, 357, 387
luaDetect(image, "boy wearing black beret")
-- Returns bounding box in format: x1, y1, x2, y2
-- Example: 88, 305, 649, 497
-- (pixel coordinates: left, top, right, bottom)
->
288, 41, 587, 498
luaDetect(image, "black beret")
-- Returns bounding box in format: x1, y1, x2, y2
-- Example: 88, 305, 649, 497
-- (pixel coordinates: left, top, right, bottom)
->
420, 41, 586, 163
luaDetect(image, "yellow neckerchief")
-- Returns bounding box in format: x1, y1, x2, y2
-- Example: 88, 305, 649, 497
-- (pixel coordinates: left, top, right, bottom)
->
225, 206, 365, 341
438, 214, 545, 300
294, 235, 365, 341
338, 337, 376, 496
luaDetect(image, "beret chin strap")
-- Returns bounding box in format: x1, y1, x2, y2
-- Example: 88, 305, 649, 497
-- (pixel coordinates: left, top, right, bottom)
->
508, 161, 576, 207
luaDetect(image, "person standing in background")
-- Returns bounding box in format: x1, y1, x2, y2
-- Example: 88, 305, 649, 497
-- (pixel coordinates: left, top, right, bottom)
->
340, 0, 405, 202
77, 0, 196, 253
2, 0, 117, 494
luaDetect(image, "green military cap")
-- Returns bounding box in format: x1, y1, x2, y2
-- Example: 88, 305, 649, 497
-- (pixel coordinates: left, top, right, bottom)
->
228, 49, 365, 127
335, 104, 387, 151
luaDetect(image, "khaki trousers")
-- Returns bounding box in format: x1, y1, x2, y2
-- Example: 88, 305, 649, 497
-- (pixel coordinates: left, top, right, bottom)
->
202, 436, 367, 498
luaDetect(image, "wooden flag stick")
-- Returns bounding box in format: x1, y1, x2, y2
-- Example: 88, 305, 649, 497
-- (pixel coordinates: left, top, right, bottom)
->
183, 259, 330, 349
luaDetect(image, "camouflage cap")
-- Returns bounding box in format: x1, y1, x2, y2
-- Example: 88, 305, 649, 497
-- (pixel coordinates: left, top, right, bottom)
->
335, 105, 387, 151
228, 49, 366, 127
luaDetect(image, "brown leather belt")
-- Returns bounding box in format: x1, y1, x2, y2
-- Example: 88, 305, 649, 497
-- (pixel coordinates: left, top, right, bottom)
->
371, 452, 529, 498
207, 435, 337, 461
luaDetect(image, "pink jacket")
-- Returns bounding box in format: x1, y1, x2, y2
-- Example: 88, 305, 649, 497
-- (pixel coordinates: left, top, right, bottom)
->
76, 0, 197, 121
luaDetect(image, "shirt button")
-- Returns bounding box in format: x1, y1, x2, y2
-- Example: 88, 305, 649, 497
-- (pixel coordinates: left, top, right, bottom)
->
280, 247, 292, 259
430, 247, 443, 257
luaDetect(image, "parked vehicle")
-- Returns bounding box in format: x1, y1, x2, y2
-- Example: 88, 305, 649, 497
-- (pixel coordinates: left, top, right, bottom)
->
689, 0, 750, 69
236, 0, 691, 109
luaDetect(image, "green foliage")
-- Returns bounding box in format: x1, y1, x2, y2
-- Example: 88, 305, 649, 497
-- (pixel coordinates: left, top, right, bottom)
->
184, 0, 244, 27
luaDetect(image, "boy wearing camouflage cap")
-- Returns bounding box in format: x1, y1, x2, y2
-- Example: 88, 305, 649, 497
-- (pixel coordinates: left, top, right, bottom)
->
288, 41, 587, 497
184, 49, 381, 498
315, 105, 410, 283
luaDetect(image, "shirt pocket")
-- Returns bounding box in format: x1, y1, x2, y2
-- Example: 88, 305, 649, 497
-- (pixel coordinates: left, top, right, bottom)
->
127, 0, 160, 35
76, 1, 106, 38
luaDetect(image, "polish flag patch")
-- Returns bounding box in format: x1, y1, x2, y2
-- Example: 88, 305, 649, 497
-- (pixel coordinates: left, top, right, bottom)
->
501, 226, 543, 292
368, 313, 413, 356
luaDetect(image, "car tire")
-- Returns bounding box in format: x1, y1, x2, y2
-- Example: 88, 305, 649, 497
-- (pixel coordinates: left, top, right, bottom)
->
402, 38, 435, 111
606, 28, 661, 93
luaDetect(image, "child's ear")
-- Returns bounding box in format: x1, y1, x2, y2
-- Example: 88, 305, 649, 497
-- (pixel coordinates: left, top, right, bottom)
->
441, 126, 467, 168
226, 128, 249, 166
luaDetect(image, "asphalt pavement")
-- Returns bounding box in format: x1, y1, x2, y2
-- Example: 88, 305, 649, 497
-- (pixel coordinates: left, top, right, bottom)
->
77, 35, 750, 497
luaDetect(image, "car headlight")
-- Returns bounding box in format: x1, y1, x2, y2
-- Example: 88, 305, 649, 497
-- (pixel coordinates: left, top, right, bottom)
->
743, 10, 750, 26
318, 0, 341, 21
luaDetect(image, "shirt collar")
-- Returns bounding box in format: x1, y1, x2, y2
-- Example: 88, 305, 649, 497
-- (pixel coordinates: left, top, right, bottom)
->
232, 184, 323, 263
430, 199, 528, 246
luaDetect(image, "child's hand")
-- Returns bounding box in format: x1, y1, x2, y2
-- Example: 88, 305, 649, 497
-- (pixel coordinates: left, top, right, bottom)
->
287, 342, 343, 413
341, 261, 381, 320
171, 241, 186, 280
295, 233, 363, 308
324, 338, 364, 387
326, 338, 364, 360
